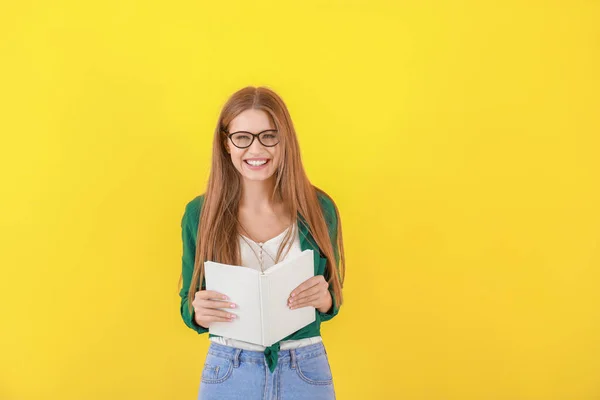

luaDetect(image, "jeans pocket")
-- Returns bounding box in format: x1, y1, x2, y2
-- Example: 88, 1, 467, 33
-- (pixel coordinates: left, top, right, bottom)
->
295, 353, 333, 385
201, 354, 234, 384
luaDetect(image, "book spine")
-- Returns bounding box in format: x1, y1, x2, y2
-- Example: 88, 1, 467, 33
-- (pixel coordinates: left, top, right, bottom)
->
259, 274, 269, 346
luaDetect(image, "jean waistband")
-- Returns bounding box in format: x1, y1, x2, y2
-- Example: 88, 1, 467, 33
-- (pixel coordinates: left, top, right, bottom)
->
207, 341, 327, 365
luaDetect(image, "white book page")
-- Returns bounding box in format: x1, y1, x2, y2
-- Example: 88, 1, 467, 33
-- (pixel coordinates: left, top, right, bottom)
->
204, 261, 262, 345
263, 249, 316, 346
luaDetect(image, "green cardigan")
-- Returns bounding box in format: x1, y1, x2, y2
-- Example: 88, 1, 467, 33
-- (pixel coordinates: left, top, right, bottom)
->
179, 191, 341, 372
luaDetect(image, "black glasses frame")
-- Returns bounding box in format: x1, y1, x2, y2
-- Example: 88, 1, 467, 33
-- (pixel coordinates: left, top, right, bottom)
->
226, 129, 280, 149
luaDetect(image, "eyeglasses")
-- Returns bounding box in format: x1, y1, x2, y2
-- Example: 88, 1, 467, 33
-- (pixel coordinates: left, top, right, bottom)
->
226, 129, 280, 149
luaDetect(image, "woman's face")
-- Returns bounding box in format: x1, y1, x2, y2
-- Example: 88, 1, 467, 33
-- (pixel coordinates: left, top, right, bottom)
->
225, 108, 281, 182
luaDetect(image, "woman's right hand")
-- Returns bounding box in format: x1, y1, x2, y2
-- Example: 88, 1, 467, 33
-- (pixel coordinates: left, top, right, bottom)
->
192, 290, 237, 329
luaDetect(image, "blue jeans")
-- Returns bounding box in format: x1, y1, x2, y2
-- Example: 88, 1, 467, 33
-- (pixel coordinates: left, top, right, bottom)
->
198, 341, 336, 400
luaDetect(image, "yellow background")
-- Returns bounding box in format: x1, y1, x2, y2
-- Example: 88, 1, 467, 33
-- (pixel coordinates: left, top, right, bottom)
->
1, 1, 599, 399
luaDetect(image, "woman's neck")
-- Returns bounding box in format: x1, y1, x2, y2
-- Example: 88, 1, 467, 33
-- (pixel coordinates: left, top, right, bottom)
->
239, 177, 280, 213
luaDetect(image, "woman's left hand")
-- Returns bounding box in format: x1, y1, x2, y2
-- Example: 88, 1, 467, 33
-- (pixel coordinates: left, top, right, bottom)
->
288, 275, 332, 313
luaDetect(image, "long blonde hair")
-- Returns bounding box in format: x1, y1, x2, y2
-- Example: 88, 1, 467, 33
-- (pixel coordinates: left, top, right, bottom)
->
184, 86, 345, 314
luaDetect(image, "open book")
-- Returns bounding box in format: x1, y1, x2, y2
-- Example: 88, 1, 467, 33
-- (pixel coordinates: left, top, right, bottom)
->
204, 249, 316, 347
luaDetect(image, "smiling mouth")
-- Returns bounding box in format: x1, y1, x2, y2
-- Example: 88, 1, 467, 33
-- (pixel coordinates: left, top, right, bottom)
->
244, 159, 270, 167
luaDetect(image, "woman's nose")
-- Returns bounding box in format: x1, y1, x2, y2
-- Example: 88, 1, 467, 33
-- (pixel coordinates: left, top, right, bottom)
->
248, 136, 266, 153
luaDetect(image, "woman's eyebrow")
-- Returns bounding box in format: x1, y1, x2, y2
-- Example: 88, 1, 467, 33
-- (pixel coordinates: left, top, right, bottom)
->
229, 128, 277, 134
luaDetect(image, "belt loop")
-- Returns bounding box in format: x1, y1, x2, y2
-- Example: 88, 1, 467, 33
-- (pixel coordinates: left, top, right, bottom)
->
290, 348, 297, 369
233, 348, 242, 368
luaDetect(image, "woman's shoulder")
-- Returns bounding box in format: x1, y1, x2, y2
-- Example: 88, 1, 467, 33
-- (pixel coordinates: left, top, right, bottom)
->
182, 193, 206, 225
314, 187, 338, 227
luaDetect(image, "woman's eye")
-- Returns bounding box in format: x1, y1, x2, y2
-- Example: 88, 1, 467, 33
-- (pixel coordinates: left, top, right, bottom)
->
263, 134, 275, 139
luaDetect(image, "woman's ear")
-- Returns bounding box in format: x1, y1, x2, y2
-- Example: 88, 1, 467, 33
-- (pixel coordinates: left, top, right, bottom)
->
223, 139, 230, 154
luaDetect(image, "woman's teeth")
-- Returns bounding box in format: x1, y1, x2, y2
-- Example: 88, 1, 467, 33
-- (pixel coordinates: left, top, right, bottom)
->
246, 160, 268, 166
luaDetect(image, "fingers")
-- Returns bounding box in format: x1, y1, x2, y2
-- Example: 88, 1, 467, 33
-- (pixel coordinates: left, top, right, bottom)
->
289, 283, 321, 304
196, 313, 236, 327
201, 309, 237, 320
289, 280, 328, 304
195, 308, 238, 324
290, 276, 324, 298
205, 316, 235, 323
192, 290, 237, 326
289, 294, 321, 309
196, 290, 229, 300
198, 299, 236, 310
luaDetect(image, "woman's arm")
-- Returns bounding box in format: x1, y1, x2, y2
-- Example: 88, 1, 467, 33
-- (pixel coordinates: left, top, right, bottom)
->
316, 193, 342, 322
179, 197, 209, 334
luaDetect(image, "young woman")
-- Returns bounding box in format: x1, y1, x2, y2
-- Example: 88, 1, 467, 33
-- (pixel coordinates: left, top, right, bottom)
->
178, 86, 345, 399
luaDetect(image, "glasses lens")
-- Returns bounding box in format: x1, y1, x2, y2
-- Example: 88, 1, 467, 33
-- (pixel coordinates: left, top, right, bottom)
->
259, 130, 279, 146
231, 133, 253, 148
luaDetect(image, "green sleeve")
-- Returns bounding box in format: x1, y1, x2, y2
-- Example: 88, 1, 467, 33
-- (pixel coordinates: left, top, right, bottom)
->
318, 286, 339, 322
179, 196, 209, 334
317, 195, 341, 322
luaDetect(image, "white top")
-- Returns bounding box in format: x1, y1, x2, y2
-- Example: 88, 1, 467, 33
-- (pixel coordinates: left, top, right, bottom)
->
209, 223, 323, 351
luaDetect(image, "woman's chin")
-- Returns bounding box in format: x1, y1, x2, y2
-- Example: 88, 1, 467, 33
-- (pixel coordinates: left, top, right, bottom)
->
239, 168, 276, 182
242, 173, 276, 182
